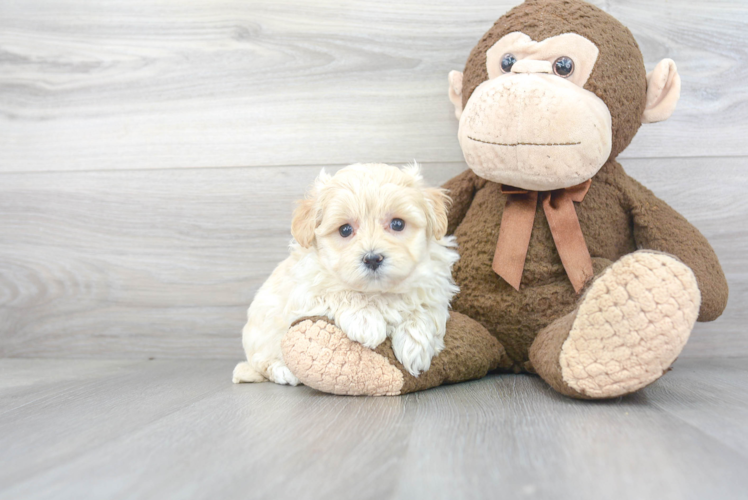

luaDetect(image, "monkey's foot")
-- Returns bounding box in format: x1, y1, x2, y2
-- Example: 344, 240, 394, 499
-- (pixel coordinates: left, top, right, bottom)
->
281, 313, 509, 396
281, 317, 404, 396
531, 251, 701, 399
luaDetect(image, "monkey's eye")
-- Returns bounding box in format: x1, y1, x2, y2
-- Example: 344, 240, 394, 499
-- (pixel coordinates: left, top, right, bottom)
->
553, 56, 574, 77
339, 224, 354, 238
390, 219, 405, 231
501, 53, 517, 73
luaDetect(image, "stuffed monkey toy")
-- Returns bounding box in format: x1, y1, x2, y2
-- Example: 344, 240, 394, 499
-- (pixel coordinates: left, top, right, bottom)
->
281, 0, 729, 398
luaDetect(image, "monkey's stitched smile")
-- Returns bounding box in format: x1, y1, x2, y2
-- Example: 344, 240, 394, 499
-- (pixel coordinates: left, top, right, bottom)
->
468, 136, 581, 147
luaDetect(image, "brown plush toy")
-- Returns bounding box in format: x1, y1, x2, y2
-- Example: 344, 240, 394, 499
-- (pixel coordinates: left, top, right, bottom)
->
281, 0, 729, 398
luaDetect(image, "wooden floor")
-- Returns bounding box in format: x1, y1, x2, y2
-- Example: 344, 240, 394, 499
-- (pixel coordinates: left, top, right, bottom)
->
1, 357, 747, 500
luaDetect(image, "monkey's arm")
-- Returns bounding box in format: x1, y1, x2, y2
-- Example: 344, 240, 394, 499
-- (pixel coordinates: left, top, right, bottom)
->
442, 169, 482, 236
626, 177, 728, 322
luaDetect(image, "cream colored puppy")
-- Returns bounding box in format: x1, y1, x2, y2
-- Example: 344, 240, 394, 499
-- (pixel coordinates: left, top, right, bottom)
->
233, 163, 459, 386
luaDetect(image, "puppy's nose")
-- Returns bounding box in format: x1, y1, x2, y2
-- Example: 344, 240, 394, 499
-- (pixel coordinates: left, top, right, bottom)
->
363, 253, 385, 271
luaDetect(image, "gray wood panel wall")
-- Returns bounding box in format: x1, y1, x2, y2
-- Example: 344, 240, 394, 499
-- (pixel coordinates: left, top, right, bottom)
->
1, 0, 746, 360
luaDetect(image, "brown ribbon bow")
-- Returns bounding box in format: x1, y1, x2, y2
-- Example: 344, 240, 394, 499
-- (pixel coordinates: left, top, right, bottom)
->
492, 179, 594, 294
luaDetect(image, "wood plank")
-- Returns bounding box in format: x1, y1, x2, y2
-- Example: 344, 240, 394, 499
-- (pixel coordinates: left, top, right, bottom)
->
391, 367, 748, 500
0, 358, 140, 414
1, 0, 747, 173
0, 359, 230, 488
0, 157, 744, 359
646, 357, 748, 457
0, 359, 415, 500
0, 358, 747, 499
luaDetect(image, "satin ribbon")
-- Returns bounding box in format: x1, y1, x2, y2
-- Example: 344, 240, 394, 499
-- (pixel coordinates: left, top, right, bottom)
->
492, 179, 594, 294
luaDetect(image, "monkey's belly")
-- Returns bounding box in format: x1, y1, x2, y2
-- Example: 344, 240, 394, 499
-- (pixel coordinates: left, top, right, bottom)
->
448, 174, 637, 365
450, 239, 613, 366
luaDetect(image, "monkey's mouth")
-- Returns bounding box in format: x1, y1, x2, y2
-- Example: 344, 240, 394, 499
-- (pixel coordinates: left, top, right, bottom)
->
468, 136, 581, 147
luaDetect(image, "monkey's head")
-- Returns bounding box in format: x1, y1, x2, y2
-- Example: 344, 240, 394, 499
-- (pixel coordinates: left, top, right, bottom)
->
449, 0, 680, 191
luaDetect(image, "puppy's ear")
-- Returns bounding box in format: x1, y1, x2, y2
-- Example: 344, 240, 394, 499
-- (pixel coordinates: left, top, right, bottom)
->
291, 197, 318, 248
315, 168, 332, 189
292, 169, 330, 247
402, 160, 424, 184
424, 188, 451, 240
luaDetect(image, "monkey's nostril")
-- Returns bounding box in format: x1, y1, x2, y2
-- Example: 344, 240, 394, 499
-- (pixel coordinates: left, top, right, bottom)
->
363, 253, 385, 271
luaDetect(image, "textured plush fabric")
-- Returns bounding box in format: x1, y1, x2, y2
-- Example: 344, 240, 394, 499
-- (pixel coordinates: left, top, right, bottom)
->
446, 160, 727, 369
461, 0, 647, 160
642, 59, 681, 124
457, 62, 613, 191
628, 176, 729, 322
493, 180, 594, 292
533, 251, 700, 399
383, 311, 512, 394
282, 312, 511, 396
282, 317, 405, 396
528, 309, 586, 398
442, 0, 727, 397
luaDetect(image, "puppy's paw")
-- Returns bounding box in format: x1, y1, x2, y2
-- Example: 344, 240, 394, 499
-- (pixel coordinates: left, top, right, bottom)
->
232, 361, 266, 384
392, 316, 445, 377
268, 362, 301, 386
337, 308, 387, 349
392, 329, 436, 377
244, 355, 300, 386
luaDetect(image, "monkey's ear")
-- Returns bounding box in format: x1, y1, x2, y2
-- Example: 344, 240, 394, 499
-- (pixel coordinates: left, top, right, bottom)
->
642, 59, 681, 124
424, 188, 451, 240
291, 197, 318, 248
448, 71, 464, 120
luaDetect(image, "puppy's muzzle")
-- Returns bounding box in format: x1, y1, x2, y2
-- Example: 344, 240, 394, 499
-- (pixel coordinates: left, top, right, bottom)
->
363, 253, 385, 271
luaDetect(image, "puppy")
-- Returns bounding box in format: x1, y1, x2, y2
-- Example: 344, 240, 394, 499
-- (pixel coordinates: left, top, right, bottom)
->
233, 163, 459, 386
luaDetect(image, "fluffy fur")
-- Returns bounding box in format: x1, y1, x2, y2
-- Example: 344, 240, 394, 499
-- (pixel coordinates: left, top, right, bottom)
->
233, 163, 459, 385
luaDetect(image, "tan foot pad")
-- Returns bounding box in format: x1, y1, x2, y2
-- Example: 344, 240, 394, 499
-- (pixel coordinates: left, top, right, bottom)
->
281, 318, 405, 396
560, 251, 701, 398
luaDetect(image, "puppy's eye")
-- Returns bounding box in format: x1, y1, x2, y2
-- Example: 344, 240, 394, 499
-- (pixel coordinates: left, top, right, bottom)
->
501, 53, 517, 73
553, 56, 574, 77
390, 218, 405, 232
339, 224, 354, 238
